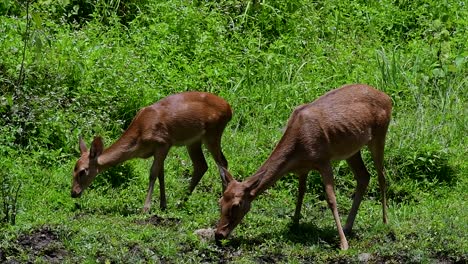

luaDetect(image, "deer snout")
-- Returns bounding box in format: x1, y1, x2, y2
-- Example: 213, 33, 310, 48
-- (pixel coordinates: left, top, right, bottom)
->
214, 230, 229, 245
71, 190, 82, 198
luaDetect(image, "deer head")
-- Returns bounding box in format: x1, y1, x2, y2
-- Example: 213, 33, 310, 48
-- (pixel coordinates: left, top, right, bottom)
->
215, 168, 262, 242
71, 137, 104, 198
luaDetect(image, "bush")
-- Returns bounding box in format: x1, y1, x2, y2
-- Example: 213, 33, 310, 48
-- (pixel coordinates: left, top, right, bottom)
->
0, 153, 22, 226
384, 144, 454, 203
92, 162, 139, 191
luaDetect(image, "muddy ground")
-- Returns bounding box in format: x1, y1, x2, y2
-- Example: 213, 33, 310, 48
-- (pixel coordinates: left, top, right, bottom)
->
1, 226, 68, 263
1, 221, 465, 263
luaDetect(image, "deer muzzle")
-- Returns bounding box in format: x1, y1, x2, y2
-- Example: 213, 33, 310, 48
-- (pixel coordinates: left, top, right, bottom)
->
71, 190, 82, 198
214, 228, 230, 245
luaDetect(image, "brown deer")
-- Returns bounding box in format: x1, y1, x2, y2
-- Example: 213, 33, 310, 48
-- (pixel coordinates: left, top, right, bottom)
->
71, 91, 232, 212
215, 84, 392, 250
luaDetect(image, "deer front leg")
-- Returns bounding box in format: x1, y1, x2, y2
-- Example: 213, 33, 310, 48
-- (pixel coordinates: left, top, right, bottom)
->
320, 164, 349, 250
293, 173, 307, 225
186, 141, 208, 196
143, 146, 170, 213
344, 151, 370, 234
175, 142, 208, 208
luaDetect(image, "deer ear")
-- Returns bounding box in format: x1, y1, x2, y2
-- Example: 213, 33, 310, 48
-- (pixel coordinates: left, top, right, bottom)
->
219, 166, 234, 189
89, 136, 104, 160
79, 136, 88, 154
247, 170, 265, 197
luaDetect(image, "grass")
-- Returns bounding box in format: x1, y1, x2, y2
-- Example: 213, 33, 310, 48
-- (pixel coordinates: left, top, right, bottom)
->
1, 154, 466, 263
1, 0, 467, 263
1, 125, 466, 263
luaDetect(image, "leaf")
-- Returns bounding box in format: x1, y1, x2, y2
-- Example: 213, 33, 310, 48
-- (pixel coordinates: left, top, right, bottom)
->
454, 56, 465, 68
432, 68, 445, 78
32, 12, 43, 29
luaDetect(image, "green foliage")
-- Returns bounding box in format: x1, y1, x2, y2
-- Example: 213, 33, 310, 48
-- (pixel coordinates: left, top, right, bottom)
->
0, 0, 22, 16
392, 145, 453, 183
383, 145, 454, 203
93, 162, 139, 190
0, 153, 22, 226
0, 0, 467, 262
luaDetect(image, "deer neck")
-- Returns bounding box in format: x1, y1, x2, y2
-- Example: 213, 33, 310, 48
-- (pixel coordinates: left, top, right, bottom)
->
246, 139, 296, 197
96, 136, 138, 171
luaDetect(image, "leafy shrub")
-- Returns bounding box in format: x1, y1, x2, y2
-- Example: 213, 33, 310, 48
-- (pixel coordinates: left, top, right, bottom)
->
392, 146, 453, 183
91, 162, 139, 190
24, 0, 150, 26
0, 0, 22, 16
383, 144, 454, 203
1, 0, 465, 208
0, 153, 22, 226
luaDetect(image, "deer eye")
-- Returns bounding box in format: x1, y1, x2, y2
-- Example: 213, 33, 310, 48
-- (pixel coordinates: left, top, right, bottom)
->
78, 169, 88, 178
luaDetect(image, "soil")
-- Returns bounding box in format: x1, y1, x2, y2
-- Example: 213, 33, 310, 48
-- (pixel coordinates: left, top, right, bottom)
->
2, 226, 69, 263
2, 225, 465, 263
255, 253, 286, 263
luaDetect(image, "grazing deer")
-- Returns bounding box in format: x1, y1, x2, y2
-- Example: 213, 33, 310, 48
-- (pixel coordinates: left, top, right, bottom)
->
215, 84, 392, 250
71, 91, 232, 212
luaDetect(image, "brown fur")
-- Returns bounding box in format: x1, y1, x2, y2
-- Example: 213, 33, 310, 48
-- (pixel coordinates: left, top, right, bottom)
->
216, 84, 392, 250
71, 92, 232, 212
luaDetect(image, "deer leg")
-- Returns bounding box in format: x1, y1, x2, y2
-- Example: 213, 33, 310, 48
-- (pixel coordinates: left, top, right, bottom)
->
204, 134, 229, 191
369, 137, 388, 225
186, 141, 208, 195
344, 151, 371, 234
320, 164, 349, 250
293, 173, 307, 225
143, 145, 170, 212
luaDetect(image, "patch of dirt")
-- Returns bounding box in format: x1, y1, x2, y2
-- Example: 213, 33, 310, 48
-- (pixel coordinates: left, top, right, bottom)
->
178, 242, 242, 263
255, 252, 286, 263
14, 226, 69, 263
95, 243, 168, 264
432, 251, 467, 264
324, 251, 467, 264
373, 254, 414, 264
382, 252, 451, 264
134, 214, 181, 226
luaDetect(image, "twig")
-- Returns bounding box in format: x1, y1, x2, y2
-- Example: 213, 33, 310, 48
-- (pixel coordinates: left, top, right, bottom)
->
16, 0, 31, 88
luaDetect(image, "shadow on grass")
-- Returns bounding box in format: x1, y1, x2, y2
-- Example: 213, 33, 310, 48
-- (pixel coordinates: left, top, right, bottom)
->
216, 221, 342, 250
220, 231, 276, 249
72, 201, 140, 217
284, 222, 340, 247
134, 214, 181, 226
71, 203, 182, 228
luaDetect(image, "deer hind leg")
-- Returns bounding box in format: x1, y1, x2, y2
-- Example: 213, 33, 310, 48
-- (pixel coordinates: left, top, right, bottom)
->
143, 145, 170, 213
293, 173, 307, 225
204, 132, 229, 191
343, 151, 371, 234
320, 163, 349, 250
186, 141, 208, 195
368, 133, 388, 224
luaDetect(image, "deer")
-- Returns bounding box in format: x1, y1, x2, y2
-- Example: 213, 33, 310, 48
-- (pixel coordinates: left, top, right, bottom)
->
215, 84, 392, 250
71, 91, 232, 213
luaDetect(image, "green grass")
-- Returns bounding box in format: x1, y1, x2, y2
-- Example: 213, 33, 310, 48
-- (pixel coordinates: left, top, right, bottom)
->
1, 153, 466, 263
1, 0, 467, 263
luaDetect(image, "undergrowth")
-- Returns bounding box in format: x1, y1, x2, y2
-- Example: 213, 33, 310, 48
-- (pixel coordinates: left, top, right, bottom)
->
0, 0, 467, 263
